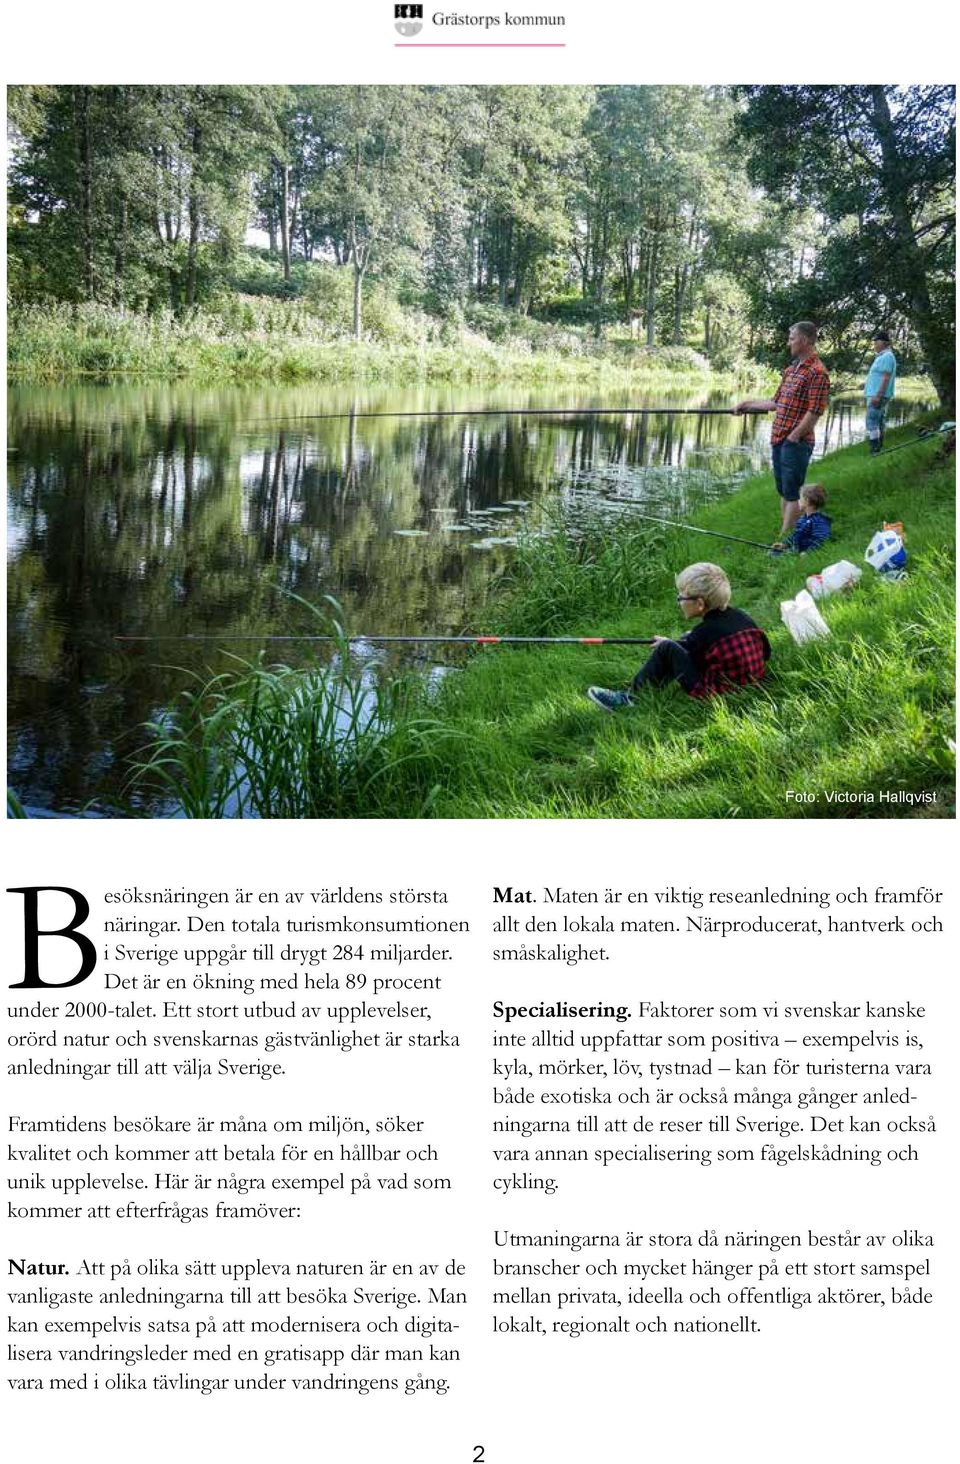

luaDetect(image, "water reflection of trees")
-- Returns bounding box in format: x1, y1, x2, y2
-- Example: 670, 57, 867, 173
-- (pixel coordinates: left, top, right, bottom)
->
8, 381, 915, 813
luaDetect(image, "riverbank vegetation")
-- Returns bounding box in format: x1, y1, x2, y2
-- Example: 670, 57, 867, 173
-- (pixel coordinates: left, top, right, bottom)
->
128, 421, 955, 819
7, 85, 955, 401
6, 292, 768, 387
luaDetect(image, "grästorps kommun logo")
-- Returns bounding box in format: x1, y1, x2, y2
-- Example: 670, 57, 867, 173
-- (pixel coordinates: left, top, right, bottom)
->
395, 4, 424, 35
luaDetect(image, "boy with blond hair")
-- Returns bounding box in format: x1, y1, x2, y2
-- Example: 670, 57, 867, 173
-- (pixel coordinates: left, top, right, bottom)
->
587, 562, 771, 710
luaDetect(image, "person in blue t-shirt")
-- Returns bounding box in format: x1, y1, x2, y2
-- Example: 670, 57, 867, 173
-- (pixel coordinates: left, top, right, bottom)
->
864, 331, 897, 454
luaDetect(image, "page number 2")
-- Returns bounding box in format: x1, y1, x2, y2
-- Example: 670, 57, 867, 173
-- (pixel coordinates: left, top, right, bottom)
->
472, 1449, 485, 1463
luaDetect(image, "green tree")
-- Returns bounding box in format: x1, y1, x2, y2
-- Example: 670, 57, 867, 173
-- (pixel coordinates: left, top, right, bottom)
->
315, 87, 443, 340
153, 85, 280, 310
573, 88, 743, 346
8, 85, 279, 312
468, 86, 591, 313
735, 85, 955, 408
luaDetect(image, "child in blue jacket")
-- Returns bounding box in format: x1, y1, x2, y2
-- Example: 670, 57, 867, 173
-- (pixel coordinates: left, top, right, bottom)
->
772, 484, 831, 553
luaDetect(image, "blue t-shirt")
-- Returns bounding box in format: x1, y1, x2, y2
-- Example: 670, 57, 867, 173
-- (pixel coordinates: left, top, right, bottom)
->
865, 348, 897, 401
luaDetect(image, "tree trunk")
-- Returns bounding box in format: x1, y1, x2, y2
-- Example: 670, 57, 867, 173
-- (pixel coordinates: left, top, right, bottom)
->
513, 261, 526, 313
114, 194, 128, 305
645, 229, 660, 347
353, 261, 364, 341
579, 224, 590, 299
622, 243, 635, 319
279, 163, 291, 282
672, 210, 697, 344
112, 87, 129, 306
185, 118, 202, 311
497, 219, 513, 306
593, 208, 609, 339
186, 217, 199, 308
289, 183, 302, 262
74, 87, 95, 300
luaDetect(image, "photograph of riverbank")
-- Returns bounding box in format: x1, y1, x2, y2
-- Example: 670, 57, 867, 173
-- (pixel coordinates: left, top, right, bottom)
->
6, 84, 956, 819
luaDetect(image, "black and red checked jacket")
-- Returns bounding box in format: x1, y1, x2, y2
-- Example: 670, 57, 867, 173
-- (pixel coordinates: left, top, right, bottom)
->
677, 607, 771, 698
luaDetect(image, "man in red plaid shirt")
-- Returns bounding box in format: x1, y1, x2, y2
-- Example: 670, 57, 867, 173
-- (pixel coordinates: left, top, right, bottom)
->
735, 321, 831, 538
587, 562, 770, 710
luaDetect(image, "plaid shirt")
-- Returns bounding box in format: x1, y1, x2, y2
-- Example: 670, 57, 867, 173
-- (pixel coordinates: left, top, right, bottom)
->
680, 608, 771, 699
772, 354, 830, 445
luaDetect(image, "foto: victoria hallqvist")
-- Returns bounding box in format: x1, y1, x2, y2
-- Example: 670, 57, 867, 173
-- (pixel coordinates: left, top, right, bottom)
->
786, 789, 939, 806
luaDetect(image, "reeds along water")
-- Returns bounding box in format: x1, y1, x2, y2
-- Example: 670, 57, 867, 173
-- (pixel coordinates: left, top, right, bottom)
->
128, 647, 448, 819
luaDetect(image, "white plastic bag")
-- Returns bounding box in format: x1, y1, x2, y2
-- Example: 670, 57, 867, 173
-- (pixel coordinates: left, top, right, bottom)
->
865, 529, 907, 575
806, 559, 862, 600
780, 588, 831, 644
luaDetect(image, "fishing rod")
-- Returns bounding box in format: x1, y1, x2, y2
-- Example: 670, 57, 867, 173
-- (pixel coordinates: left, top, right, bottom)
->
874, 422, 955, 458
247, 405, 755, 427
604, 504, 774, 551
113, 633, 656, 647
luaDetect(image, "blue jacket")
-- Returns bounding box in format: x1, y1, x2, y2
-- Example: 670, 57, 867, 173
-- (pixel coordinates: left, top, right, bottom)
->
786, 511, 831, 552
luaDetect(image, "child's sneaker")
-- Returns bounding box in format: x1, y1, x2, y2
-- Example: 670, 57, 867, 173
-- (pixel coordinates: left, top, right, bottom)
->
587, 686, 633, 711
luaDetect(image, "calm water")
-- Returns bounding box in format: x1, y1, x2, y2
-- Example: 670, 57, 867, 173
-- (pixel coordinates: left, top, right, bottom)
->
7, 381, 917, 814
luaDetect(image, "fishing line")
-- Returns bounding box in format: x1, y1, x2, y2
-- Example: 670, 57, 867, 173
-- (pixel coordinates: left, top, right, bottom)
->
113, 633, 657, 647
243, 405, 754, 428
604, 505, 774, 551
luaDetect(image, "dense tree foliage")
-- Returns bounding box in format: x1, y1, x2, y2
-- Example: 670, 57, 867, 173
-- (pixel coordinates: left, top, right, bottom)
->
7, 84, 955, 399
736, 85, 955, 406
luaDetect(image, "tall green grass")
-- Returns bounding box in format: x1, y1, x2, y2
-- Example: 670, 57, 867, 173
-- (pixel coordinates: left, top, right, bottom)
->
493, 511, 669, 634
409, 429, 955, 818
128, 652, 463, 819
125, 603, 462, 818
8, 298, 772, 389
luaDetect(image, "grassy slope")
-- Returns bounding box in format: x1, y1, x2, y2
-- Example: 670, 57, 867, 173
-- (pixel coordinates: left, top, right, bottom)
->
387, 422, 955, 818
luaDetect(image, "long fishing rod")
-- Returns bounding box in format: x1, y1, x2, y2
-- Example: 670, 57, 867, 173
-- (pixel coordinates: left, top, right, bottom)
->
113, 633, 656, 647
248, 405, 754, 426
605, 504, 774, 551
874, 422, 954, 458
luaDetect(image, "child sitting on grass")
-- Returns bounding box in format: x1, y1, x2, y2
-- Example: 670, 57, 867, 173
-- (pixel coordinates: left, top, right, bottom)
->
587, 562, 771, 710
771, 484, 831, 553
